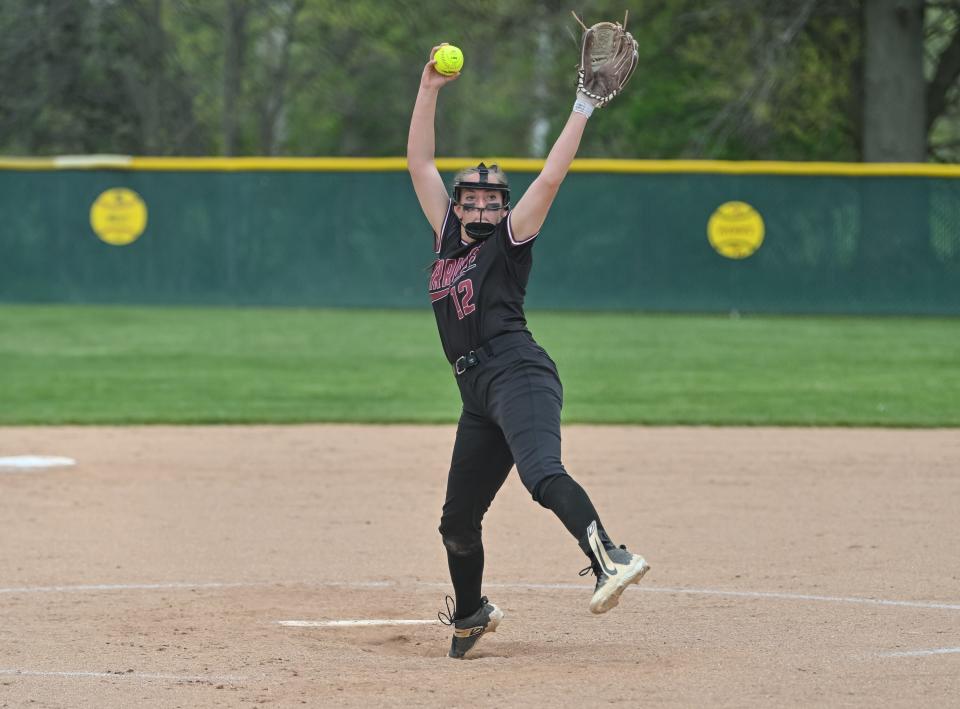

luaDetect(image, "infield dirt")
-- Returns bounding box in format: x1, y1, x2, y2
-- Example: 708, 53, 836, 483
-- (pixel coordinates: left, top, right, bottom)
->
1, 425, 958, 707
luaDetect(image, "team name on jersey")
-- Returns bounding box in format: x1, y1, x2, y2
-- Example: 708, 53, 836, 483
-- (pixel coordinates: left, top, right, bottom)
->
429, 245, 481, 293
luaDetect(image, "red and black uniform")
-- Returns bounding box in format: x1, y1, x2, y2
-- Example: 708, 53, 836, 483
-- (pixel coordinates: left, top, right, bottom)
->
428, 200, 608, 618
429, 200, 536, 364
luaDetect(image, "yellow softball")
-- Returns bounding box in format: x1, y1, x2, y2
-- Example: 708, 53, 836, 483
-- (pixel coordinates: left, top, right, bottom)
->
434, 45, 464, 76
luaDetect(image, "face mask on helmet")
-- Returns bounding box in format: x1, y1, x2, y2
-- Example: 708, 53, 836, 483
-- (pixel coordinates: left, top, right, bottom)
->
458, 202, 505, 239
452, 162, 511, 241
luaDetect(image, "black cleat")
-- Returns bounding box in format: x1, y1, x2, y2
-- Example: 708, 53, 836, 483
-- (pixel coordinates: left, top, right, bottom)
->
580, 520, 650, 614
438, 595, 503, 659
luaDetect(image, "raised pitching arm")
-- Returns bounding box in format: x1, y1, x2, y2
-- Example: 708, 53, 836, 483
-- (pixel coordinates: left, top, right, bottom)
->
407, 44, 460, 235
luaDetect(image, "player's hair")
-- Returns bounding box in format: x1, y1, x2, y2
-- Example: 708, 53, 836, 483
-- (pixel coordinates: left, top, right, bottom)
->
452, 163, 508, 187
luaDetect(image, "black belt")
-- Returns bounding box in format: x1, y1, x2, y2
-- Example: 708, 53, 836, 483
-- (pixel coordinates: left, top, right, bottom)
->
453, 331, 531, 376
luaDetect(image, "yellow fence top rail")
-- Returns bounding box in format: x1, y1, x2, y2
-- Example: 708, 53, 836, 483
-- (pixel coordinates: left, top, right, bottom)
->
1, 155, 959, 177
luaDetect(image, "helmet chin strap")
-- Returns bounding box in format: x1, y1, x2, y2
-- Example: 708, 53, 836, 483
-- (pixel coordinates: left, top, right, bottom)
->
464, 221, 497, 240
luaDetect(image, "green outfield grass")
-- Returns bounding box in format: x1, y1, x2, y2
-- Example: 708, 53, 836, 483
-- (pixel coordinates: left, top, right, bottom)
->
0, 305, 957, 426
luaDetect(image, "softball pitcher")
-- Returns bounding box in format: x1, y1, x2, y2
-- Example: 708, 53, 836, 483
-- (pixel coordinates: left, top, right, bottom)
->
407, 17, 649, 659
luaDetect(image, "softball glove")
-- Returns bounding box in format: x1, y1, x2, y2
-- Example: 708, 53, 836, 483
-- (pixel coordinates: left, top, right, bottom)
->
574, 12, 639, 107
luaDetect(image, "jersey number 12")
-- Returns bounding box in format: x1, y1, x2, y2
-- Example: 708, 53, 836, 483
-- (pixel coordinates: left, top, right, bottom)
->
451, 279, 476, 320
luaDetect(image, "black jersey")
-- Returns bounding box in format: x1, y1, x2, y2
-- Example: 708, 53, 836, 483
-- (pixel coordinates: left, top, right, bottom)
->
428, 200, 539, 364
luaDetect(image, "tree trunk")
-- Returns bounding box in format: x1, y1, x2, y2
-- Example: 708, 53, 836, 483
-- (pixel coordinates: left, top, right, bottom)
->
859, 1, 931, 306
862, 0, 925, 161
144, 0, 165, 154
223, 0, 249, 156
258, 0, 304, 156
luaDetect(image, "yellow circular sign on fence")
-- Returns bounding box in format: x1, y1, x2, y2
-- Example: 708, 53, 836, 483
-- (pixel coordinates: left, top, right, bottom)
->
707, 201, 764, 259
90, 188, 148, 245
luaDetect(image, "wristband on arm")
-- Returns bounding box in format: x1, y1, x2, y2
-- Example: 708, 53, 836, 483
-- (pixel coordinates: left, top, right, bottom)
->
573, 91, 596, 118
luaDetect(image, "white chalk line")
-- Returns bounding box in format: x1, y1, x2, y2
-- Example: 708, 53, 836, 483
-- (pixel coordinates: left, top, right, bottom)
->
2, 579, 957, 613
880, 647, 960, 658
638, 586, 960, 612
0, 581, 271, 595
279, 619, 439, 627
421, 581, 960, 612
0, 580, 390, 595
0, 669, 247, 683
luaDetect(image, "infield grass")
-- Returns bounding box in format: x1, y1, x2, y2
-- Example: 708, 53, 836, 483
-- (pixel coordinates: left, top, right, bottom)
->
0, 304, 957, 426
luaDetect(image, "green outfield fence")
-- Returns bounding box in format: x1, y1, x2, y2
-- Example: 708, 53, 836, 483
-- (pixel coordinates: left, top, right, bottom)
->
1, 156, 958, 314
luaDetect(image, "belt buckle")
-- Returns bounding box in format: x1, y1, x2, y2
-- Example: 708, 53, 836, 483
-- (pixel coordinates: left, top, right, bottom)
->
454, 351, 478, 376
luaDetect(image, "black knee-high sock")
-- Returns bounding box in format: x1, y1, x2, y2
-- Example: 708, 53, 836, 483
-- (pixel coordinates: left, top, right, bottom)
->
535, 474, 612, 558
446, 548, 484, 619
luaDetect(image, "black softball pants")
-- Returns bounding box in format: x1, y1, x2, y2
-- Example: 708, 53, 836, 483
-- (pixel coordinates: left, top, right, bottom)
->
438, 332, 606, 617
